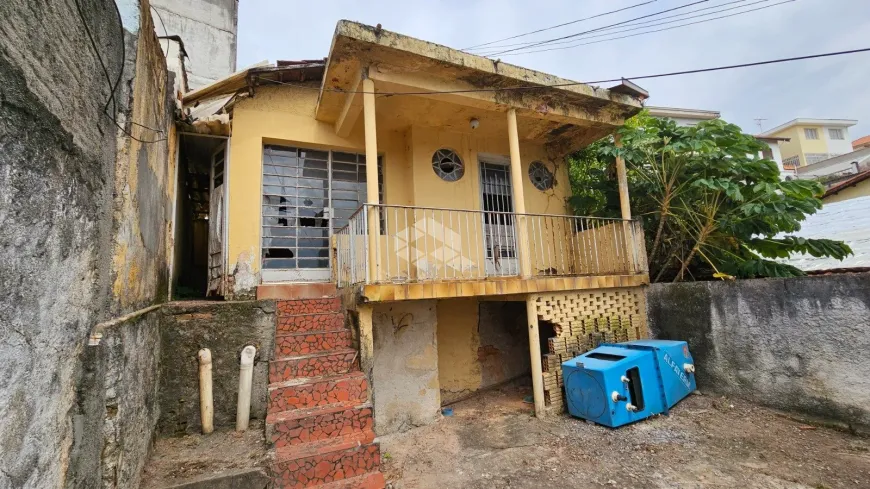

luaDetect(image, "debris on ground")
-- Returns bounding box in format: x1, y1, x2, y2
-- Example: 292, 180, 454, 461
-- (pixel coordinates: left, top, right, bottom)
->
380, 382, 870, 489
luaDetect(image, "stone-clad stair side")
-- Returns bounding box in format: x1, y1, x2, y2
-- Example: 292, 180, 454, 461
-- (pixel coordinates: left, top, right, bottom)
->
267, 297, 385, 489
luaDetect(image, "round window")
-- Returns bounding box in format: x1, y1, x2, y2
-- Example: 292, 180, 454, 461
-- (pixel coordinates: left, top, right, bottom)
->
432, 149, 465, 182
528, 161, 555, 190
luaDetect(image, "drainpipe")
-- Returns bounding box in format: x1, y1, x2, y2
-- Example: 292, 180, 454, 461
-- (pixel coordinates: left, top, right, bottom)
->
236, 345, 257, 431
198, 348, 214, 434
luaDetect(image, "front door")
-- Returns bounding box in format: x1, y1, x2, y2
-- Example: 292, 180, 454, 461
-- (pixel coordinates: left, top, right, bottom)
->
261, 146, 376, 282
479, 156, 519, 276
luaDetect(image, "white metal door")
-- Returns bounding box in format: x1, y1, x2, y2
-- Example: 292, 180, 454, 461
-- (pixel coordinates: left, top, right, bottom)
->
261, 146, 375, 282
207, 144, 226, 295
479, 156, 519, 276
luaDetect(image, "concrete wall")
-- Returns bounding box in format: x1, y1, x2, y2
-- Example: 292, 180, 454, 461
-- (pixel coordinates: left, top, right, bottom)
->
372, 301, 440, 435
151, 0, 238, 89
824, 177, 870, 204
477, 302, 531, 388
157, 301, 276, 435
647, 274, 870, 434
0, 1, 174, 487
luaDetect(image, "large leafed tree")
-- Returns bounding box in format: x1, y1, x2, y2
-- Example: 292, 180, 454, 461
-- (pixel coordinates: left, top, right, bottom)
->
569, 112, 852, 282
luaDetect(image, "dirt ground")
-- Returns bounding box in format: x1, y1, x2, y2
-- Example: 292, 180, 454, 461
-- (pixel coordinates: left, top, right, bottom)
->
380, 382, 870, 489
140, 420, 271, 488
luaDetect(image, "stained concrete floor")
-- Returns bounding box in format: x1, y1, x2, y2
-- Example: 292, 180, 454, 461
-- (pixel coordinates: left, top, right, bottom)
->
380, 382, 870, 489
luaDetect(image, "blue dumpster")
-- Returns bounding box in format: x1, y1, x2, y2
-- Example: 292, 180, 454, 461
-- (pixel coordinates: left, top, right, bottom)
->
561, 339, 696, 428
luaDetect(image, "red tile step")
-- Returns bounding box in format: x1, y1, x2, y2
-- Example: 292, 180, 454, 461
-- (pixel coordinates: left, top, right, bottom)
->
270, 349, 359, 384
275, 330, 353, 357
272, 431, 381, 488
314, 471, 385, 489
266, 402, 373, 449
278, 312, 345, 334
278, 298, 342, 316
269, 372, 368, 413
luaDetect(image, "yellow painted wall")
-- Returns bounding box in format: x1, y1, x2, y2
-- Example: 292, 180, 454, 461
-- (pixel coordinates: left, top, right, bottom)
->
435, 298, 481, 402
823, 178, 870, 204
228, 84, 574, 291
770, 125, 831, 167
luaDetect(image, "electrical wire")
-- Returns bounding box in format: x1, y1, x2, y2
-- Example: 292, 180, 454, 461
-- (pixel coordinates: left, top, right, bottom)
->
469, 0, 754, 54
256, 48, 870, 97
461, 0, 658, 51
486, 0, 713, 56
496, 0, 796, 56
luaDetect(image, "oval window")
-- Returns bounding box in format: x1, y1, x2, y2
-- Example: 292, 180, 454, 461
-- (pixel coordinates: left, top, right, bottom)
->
432, 149, 465, 182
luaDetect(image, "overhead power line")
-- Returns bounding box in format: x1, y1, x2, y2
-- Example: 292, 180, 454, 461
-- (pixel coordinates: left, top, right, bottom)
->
493, 0, 796, 57
486, 0, 713, 56
470, 0, 754, 54
259, 48, 870, 97
461, 0, 658, 51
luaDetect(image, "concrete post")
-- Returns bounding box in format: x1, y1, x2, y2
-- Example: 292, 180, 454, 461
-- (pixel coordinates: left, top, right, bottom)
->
357, 304, 376, 381
614, 133, 637, 272
525, 295, 546, 416
507, 108, 532, 277
363, 77, 381, 282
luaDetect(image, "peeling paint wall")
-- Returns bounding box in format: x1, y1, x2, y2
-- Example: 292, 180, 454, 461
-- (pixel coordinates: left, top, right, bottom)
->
436, 299, 531, 404
371, 301, 440, 435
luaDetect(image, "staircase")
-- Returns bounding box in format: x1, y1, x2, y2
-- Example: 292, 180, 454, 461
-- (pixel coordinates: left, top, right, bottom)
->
267, 297, 385, 489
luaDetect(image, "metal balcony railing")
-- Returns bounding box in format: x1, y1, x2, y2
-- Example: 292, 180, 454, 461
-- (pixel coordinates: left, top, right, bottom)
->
334, 204, 647, 287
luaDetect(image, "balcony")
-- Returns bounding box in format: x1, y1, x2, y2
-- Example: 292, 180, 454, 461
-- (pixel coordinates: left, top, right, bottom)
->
334, 204, 649, 301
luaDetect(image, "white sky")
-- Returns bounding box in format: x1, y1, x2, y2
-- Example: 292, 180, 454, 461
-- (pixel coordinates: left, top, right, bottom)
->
237, 0, 870, 138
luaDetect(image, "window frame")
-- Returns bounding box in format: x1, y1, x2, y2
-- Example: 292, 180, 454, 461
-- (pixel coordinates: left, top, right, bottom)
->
804, 128, 819, 140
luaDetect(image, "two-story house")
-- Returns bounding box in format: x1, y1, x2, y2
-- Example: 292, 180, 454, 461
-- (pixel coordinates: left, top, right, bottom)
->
759, 118, 858, 169
177, 20, 650, 487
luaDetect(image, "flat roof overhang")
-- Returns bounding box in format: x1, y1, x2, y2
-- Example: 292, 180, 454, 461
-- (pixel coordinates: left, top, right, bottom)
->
315, 21, 645, 148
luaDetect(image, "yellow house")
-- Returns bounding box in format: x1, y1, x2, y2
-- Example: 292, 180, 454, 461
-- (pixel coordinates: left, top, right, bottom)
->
179, 21, 650, 424
759, 118, 857, 169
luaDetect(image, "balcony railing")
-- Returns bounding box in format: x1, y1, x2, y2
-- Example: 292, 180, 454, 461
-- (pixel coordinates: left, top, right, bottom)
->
334, 204, 647, 288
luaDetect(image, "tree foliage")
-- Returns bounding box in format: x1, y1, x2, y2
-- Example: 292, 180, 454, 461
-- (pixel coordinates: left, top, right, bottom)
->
568, 112, 852, 282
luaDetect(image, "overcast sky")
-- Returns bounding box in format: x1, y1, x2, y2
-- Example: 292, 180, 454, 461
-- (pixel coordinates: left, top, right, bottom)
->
237, 0, 870, 138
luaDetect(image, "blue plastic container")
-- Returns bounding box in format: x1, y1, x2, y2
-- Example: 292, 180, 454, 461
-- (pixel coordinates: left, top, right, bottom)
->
561, 339, 696, 428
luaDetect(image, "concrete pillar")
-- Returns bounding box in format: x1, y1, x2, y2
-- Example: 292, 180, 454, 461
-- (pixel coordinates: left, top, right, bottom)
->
357, 304, 375, 379
507, 108, 532, 277
614, 133, 637, 272
363, 77, 381, 282
525, 295, 546, 416
614, 133, 631, 220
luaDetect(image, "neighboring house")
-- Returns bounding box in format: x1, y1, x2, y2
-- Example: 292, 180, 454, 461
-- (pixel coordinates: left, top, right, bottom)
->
822, 171, 870, 204
795, 147, 870, 187
647, 105, 720, 126
178, 21, 651, 479
151, 0, 238, 89
779, 195, 870, 271
853, 135, 870, 150
758, 118, 858, 169
648, 106, 791, 177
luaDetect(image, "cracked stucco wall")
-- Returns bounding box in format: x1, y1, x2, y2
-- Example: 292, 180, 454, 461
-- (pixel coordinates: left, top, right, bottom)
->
372, 301, 441, 435
648, 274, 870, 434
0, 1, 174, 487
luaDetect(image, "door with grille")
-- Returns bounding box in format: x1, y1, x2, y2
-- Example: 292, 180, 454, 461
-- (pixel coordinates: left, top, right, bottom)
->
261, 145, 379, 282
479, 156, 519, 277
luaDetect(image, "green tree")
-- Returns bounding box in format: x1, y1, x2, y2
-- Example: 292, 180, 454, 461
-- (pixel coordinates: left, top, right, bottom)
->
568, 112, 852, 282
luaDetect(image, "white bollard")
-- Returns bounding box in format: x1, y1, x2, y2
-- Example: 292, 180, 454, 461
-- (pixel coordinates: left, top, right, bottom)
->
236, 345, 257, 432
198, 348, 214, 434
